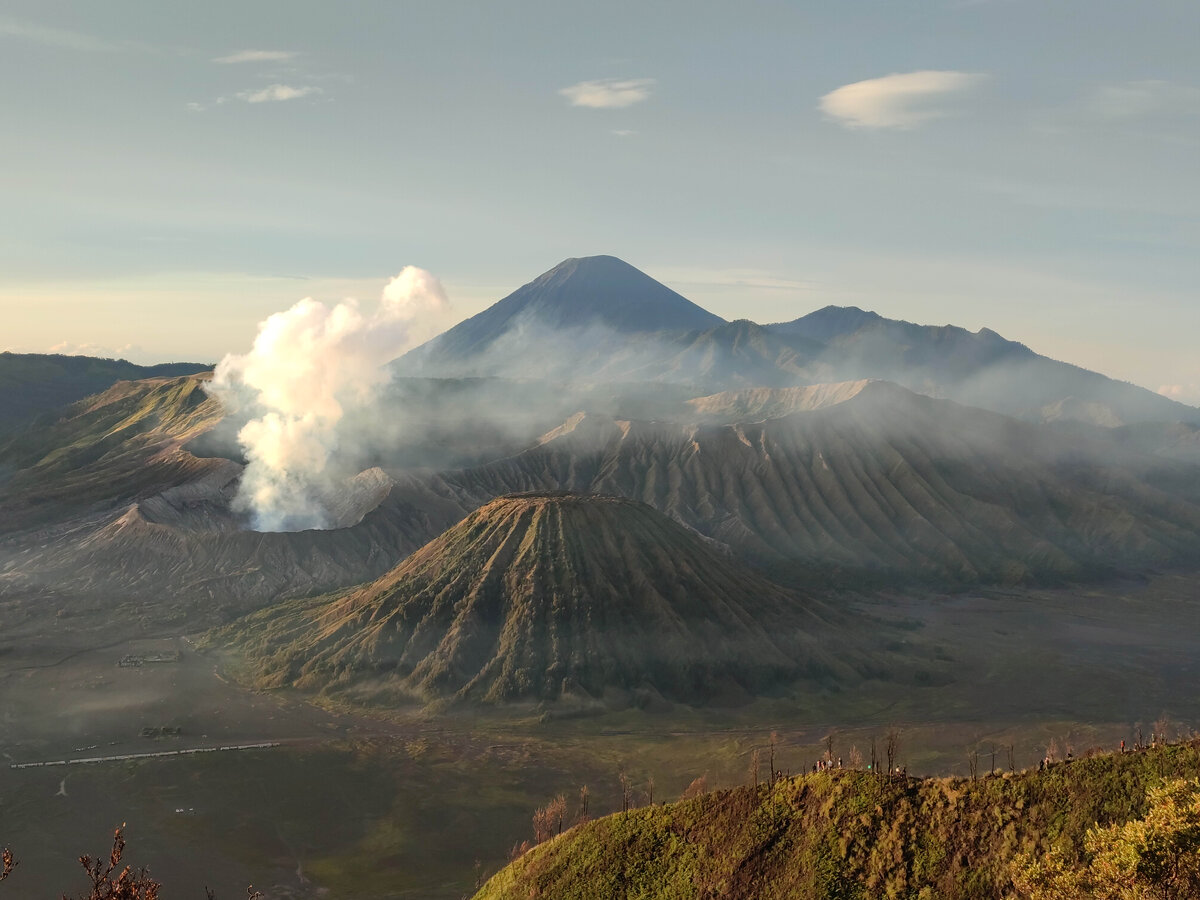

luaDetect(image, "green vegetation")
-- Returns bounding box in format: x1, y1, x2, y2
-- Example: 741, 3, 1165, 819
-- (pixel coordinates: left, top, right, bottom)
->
476, 740, 1200, 900
0, 374, 222, 531
0, 351, 209, 433
1014, 777, 1200, 899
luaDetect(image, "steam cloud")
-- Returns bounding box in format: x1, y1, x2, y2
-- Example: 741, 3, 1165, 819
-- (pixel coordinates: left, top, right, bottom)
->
209, 267, 450, 532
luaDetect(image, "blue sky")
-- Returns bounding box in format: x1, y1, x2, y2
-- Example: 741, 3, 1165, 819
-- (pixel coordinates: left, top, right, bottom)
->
2, 1, 1198, 401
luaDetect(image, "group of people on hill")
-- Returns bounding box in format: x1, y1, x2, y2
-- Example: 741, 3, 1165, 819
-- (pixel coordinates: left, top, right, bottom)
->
1036, 732, 1175, 772
1121, 733, 1168, 753
810, 756, 908, 779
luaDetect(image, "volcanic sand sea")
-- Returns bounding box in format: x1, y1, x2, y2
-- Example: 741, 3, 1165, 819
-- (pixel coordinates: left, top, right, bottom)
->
2, 573, 1199, 897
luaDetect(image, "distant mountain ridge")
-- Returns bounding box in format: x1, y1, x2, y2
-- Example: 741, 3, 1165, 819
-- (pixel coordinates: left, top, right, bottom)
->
399, 257, 1198, 427
765, 306, 1193, 426
0, 352, 212, 433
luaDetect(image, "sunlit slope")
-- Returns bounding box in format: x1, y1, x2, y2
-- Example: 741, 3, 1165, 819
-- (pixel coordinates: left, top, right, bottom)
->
0, 352, 211, 433
0, 374, 419, 615
684, 381, 877, 421
0, 374, 225, 532
395, 381, 1200, 583
219, 493, 854, 706
475, 741, 1200, 900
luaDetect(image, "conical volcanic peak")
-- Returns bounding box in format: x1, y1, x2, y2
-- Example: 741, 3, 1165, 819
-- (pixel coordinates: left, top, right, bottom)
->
502, 256, 724, 333
231, 492, 848, 708
400, 255, 725, 374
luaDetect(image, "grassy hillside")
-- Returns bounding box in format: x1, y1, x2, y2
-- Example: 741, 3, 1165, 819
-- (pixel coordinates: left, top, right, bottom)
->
0, 374, 224, 532
477, 740, 1200, 900
0, 352, 210, 433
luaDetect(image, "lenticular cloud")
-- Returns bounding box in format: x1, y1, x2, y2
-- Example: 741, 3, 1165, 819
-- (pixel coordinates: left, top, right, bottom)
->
209, 267, 450, 532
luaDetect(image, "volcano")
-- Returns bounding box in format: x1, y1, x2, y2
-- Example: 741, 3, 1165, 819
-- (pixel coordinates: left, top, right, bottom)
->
400, 255, 725, 376
226, 492, 850, 708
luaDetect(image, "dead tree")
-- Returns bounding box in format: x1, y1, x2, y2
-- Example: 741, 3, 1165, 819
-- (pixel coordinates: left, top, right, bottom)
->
681, 775, 708, 800
1155, 714, 1173, 745
71, 828, 161, 900
532, 795, 567, 843
886, 729, 900, 777
577, 785, 590, 824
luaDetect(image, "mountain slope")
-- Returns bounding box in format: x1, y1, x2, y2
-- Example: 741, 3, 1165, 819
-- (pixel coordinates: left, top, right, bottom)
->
769, 307, 1197, 426
0, 352, 211, 433
6, 376, 1200, 615
402, 256, 725, 375
684, 381, 877, 422
401, 254, 1196, 424
219, 493, 851, 707
0, 374, 225, 532
476, 741, 1200, 900
386, 381, 1200, 584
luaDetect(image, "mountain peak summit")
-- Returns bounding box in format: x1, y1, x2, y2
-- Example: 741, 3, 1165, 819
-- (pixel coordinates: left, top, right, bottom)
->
400, 255, 725, 374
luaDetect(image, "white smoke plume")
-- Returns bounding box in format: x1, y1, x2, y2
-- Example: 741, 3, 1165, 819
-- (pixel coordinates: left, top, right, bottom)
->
209, 267, 450, 531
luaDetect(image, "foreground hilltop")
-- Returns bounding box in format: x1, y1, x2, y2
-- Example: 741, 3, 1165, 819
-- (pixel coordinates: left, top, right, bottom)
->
477, 740, 1200, 899
216, 492, 857, 708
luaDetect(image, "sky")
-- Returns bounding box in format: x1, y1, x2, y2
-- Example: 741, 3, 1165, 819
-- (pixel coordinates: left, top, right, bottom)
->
2, 0, 1198, 402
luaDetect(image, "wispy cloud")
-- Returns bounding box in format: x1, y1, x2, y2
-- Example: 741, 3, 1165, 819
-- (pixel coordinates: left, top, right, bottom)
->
0, 16, 129, 52
612, 129, 638, 137
236, 84, 322, 103
213, 49, 298, 65
560, 78, 654, 109
819, 70, 986, 129
1089, 80, 1200, 119
1158, 383, 1200, 404
48, 341, 145, 361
